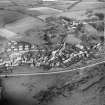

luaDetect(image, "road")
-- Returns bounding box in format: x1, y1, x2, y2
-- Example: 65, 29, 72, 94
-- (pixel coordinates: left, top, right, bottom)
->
0, 57, 105, 77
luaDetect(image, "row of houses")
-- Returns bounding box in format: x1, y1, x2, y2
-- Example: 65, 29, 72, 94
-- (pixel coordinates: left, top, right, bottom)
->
6, 40, 37, 53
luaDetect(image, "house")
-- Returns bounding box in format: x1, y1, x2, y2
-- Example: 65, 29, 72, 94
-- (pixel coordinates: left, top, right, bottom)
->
24, 45, 30, 51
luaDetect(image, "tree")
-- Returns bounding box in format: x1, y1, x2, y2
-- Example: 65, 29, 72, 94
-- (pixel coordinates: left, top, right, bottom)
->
94, 13, 104, 20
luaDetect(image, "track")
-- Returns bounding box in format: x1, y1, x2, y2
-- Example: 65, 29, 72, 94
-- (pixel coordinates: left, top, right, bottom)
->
67, 0, 82, 10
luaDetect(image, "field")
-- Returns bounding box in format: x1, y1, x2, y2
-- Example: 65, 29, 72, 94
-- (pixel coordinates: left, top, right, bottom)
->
0, 0, 105, 105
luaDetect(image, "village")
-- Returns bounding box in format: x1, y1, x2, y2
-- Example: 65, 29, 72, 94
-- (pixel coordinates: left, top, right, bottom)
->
0, 14, 104, 72
0, 39, 102, 72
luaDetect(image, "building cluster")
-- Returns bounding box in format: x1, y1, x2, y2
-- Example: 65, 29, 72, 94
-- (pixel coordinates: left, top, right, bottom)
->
58, 16, 83, 32
0, 40, 37, 70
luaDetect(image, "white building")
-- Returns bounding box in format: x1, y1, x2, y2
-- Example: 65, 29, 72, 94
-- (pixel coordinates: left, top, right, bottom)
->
18, 45, 23, 51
